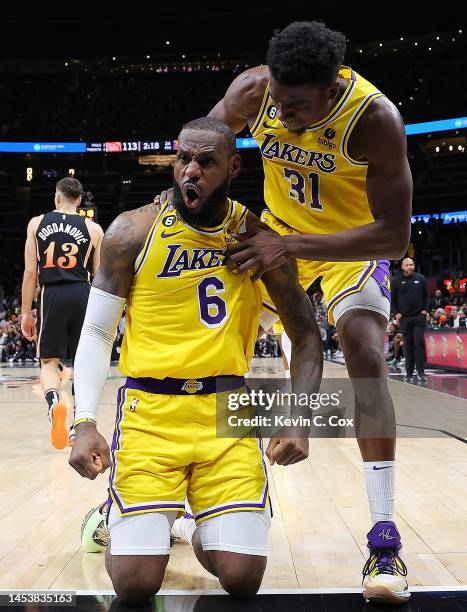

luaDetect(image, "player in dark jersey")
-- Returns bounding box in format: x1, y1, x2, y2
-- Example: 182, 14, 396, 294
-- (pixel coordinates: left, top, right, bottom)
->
21, 177, 104, 450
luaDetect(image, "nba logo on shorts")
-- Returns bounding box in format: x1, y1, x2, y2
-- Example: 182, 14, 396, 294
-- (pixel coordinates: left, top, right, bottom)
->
130, 398, 139, 412
182, 379, 203, 394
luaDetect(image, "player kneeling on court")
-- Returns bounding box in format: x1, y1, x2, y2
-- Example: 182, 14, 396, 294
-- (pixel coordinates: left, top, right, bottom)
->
69, 117, 322, 604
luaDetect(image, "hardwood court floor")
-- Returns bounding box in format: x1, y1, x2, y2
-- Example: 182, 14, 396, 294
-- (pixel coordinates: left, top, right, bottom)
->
1, 359, 467, 591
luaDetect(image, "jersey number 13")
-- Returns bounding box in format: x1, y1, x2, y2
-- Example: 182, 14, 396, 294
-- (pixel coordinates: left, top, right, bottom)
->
42, 241, 79, 269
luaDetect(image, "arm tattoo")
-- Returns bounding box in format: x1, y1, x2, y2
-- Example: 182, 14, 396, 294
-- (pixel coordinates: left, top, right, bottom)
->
92, 210, 148, 298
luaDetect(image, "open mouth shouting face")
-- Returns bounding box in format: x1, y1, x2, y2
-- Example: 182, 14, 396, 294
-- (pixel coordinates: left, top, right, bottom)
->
181, 181, 202, 211
173, 123, 241, 228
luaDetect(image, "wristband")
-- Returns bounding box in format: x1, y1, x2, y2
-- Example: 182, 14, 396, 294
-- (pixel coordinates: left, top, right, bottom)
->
73, 418, 97, 427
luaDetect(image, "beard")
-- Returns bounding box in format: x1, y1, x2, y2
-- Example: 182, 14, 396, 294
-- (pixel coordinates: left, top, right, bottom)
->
172, 178, 230, 229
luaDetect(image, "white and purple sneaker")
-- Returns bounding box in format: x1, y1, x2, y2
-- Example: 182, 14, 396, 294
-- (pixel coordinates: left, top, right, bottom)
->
362, 521, 410, 604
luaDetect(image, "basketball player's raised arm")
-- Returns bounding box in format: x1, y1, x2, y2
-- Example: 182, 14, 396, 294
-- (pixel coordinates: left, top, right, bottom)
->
209, 67, 266, 133
21, 217, 40, 341
70, 207, 156, 480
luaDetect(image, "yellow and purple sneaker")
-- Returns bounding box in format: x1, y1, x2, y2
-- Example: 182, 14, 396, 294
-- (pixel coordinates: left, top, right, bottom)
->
362, 521, 410, 605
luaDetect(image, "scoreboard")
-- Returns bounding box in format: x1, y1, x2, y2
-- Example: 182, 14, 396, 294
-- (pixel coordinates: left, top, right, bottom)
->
102, 140, 178, 153
0, 140, 178, 153
0, 115, 466, 154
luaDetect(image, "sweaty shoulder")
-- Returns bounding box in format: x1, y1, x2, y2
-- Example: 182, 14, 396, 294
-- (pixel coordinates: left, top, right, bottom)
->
92, 204, 159, 297
361, 96, 404, 131
349, 96, 407, 162
104, 204, 159, 263
233, 65, 269, 100
209, 65, 269, 132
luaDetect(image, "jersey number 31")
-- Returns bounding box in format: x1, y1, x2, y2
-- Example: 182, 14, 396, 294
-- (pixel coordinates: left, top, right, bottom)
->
283, 168, 323, 211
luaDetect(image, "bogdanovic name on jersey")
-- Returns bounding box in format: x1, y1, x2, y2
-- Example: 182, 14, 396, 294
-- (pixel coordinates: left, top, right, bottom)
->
157, 244, 225, 278
260, 134, 337, 173
37, 222, 89, 244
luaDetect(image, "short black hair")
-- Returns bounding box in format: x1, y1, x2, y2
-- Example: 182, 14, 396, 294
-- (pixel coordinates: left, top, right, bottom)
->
180, 117, 237, 156
266, 21, 347, 87
56, 177, 83, 200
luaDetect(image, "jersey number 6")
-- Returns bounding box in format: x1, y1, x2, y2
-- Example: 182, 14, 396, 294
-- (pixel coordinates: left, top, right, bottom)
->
197, 276, 227, 328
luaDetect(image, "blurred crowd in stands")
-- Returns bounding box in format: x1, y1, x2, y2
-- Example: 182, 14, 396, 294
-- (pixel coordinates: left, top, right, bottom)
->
1, 275, 466, 364
410, 217, 467, 276
1, 31, 465, 141
0, 254, 36, 363
0, 293, 36, 363
1, 72, 233, 141
384, 286, 467, 369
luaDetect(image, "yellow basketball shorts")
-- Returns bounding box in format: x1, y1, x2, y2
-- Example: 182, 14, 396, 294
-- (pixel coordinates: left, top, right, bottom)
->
108, 377, 269, 524
260, 210, 391, 325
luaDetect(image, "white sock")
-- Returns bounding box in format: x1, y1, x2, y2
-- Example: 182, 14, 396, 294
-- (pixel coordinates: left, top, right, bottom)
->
45, 388, 60, 422
47, 401, 59, 423
171, 515, 196, 544
364, 461, 395, 524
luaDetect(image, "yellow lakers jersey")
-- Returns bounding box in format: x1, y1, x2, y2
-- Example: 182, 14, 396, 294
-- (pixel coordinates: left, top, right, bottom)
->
118, 199, 262, 379
250, 66, 384, 235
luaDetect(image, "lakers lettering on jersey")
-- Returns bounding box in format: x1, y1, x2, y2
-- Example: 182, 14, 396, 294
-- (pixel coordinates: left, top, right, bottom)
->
250, 66, 384, 235
118, 199, 262, 379
36, 211, 94, 285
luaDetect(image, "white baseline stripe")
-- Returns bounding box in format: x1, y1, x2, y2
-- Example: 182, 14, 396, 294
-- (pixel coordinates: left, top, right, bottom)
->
62, 585, 467, 596
2, 586, 464, 596
0, 584, 467, 595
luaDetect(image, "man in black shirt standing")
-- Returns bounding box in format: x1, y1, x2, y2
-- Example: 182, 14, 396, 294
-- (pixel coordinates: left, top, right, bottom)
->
21, 178, 104, 449
391, 258, 429, 384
